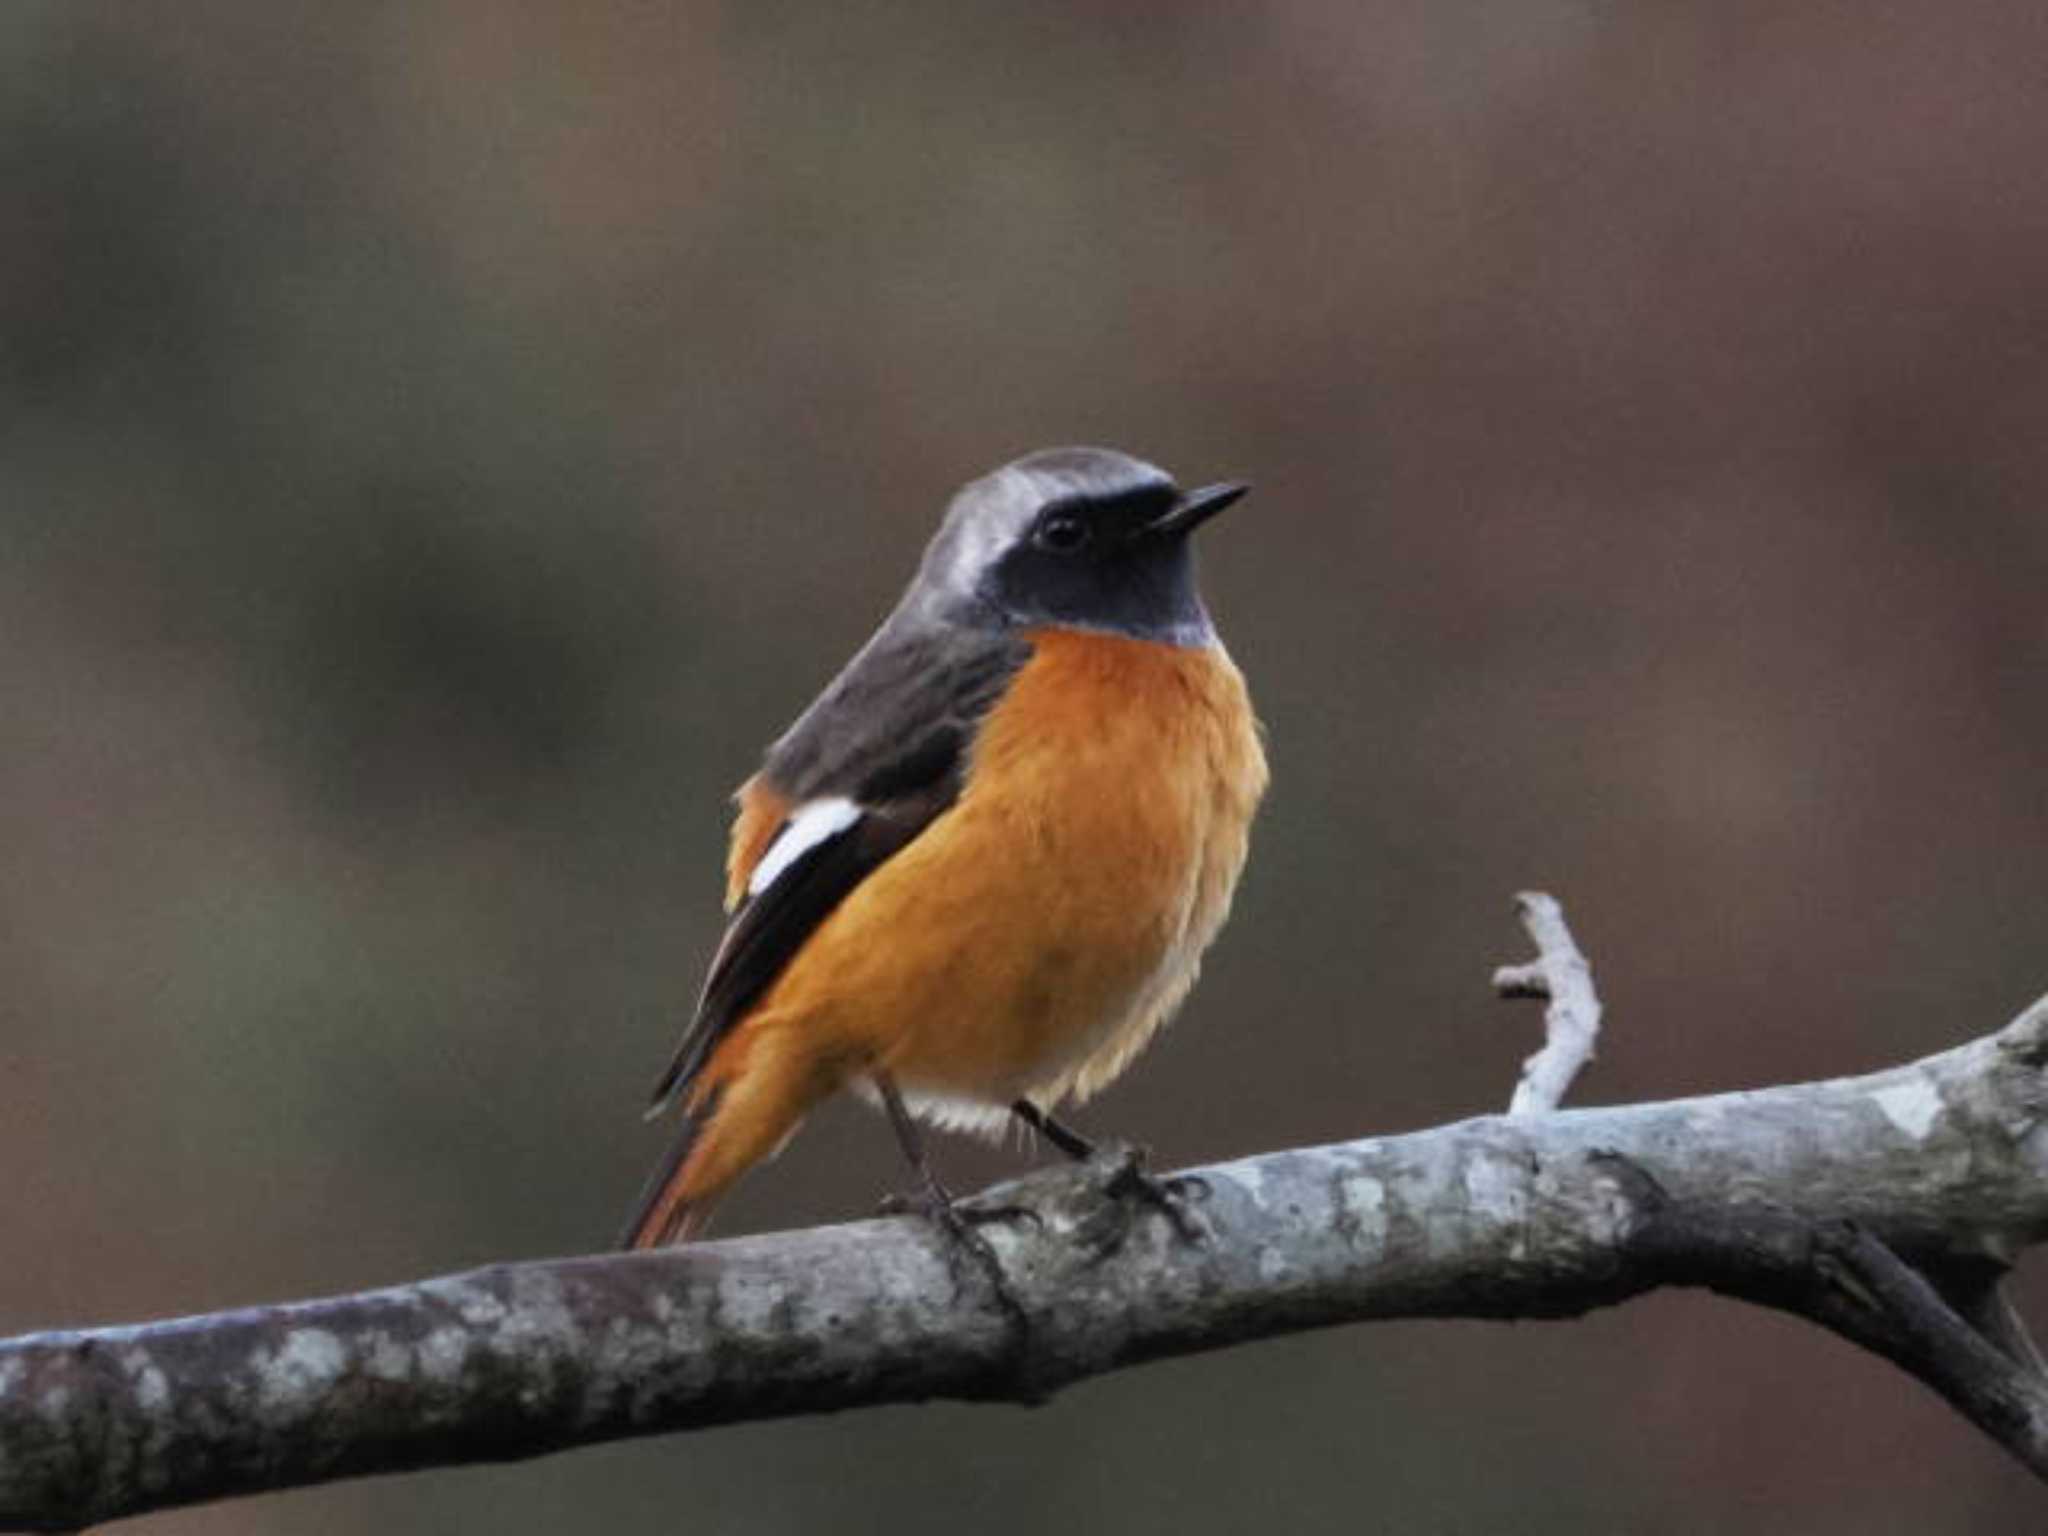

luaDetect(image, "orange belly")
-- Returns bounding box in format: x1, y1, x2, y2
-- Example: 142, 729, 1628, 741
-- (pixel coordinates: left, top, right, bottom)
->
745, 625, 1267, 1133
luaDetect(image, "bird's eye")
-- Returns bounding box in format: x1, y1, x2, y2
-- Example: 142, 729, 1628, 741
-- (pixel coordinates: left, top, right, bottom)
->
1035, 513, 1091, 553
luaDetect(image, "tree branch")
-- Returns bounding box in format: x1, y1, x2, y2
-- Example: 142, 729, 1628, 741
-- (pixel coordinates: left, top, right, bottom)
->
1603, 1154, 2048, 1478
4, 982, 2048, 1529
1494, 890, 1604, 1114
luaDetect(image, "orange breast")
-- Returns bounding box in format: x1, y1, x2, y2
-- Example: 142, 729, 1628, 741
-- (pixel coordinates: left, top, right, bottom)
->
744, 626, 1267, 1132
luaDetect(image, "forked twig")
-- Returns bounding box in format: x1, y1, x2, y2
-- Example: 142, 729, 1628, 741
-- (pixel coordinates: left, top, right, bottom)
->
1493, 891, 1603, 1114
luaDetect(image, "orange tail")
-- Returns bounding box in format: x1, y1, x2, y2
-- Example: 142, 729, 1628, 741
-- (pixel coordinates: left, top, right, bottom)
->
620, 1025, 829, 1249
620, 1094, 720, 1248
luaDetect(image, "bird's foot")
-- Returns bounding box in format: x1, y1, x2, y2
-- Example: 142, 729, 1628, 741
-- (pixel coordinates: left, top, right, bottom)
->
1083, 1144, 1210, 1250
879, 1174, 1040, 1346
878, 1174, 1041, 1238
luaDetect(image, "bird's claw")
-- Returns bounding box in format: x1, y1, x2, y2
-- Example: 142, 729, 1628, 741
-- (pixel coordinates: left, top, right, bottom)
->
1082, 1144, 1210, 1248
878, 1182, 1042, 1235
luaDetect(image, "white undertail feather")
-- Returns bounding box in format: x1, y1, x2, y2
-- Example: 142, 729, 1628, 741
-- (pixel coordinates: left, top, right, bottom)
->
852, 1080, 1014, 1138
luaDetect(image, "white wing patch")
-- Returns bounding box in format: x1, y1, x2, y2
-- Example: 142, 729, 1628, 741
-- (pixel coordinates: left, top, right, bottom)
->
747, 797, 863, 899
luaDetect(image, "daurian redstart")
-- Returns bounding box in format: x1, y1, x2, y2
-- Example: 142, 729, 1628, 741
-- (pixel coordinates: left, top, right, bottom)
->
623, 447, 1266, 1246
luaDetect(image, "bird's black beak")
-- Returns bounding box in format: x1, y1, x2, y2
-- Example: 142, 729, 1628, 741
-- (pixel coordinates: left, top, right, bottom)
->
1148, 480, 1249, 538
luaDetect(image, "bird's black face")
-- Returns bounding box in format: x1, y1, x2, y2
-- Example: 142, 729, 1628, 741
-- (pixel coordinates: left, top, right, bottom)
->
977, 478, 1247, 646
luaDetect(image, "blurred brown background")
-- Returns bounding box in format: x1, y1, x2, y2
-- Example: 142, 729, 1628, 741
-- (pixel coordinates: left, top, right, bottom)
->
4, 2, 2046, 1530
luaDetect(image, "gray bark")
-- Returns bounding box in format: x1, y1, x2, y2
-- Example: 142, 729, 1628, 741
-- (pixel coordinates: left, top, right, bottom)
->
3, 996, 2046, 1531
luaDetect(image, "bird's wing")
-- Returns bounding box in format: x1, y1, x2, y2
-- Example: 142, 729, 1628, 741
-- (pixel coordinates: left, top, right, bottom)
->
645, 616, 1028, 1114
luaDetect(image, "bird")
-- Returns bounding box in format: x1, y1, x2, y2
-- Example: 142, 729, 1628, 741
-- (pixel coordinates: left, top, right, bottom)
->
622, 446, 1267, 1247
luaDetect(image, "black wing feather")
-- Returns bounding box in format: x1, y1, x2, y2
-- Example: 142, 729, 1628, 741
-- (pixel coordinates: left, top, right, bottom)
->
645, 615, 1027, 1114
646, 800, 932, 1111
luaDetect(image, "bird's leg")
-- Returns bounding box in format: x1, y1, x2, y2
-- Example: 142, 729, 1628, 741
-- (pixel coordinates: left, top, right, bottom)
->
1010, 1099, 1207, 1244
1009, 1098, 1095, 1160
875, 1073, 1037, 1234
876, 1070, 958, 1214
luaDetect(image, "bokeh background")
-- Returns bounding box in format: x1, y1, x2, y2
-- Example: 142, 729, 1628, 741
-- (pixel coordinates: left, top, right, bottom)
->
5, 2, 2046, 1530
